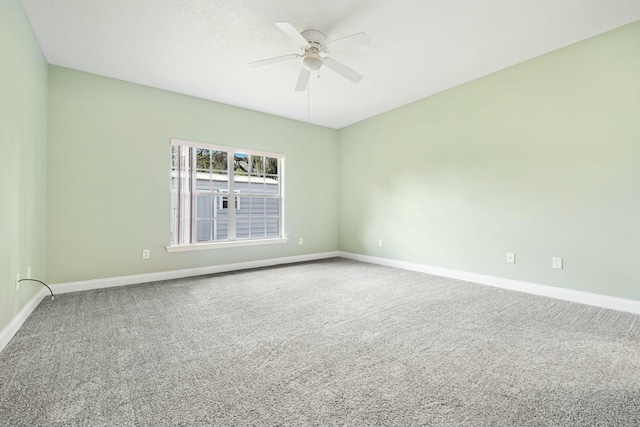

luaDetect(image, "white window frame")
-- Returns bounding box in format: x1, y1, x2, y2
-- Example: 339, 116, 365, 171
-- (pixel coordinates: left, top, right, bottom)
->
167, 138, 287, 252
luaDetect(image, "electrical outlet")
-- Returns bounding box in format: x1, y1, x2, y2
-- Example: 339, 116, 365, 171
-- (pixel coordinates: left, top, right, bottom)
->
142, 249, 150, 259
552, 257, 563, 269
16, 274, 20, 290
298, 238, 304, 245
507, 253, 515, 264
378, 239, 383, 248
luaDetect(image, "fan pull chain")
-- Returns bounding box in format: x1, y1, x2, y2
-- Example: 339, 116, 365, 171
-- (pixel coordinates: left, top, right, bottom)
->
306, 71, 321, 125
307, 75, 311, 124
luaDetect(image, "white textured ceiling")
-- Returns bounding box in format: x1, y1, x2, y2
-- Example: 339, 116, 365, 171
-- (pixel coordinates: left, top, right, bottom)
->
21, 0, 640, 129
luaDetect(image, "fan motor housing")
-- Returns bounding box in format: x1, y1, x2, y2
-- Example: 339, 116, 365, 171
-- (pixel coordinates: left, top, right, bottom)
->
301, 30, 326, 46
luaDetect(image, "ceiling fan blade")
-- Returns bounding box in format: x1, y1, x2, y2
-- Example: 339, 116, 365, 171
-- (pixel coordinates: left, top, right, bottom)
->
275, 22, 310, 48
324, 32, 369, 53
249, 53, 299, 68
323, 57, 363, 83
295, 68, 310, 92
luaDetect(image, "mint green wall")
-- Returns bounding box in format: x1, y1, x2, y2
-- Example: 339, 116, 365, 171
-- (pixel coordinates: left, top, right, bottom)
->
0, 0, 48, 330
338, 22, 640, 300
47, 66, 338, 283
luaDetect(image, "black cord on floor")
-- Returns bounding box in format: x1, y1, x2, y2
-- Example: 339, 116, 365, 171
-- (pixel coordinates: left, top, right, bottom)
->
18, 278, 55, 300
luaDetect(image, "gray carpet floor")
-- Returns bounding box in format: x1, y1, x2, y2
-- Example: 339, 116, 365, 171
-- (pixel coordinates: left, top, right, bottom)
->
1, 258, 639, 426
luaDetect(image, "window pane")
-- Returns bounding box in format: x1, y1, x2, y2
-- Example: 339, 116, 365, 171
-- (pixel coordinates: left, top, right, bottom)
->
236, 218, 250, 239
266, 218, 279, 237
196, 196, 212, 218
265, 175, 279, 194
196, 148, 210, 172
211, 151, 227, 172
196, 220, 211, 242
234, 178, 249, 194
237, 197, 250, 217
266, 157, 278, 175
250, 155, 264, 174
251, 198, 265, 216
196, 173, 213, 191
249, 176, 265, 194
214, 219, 228, 240
251, 218, 265, 238
266, 198, 279, 216
234, 153, 249, 175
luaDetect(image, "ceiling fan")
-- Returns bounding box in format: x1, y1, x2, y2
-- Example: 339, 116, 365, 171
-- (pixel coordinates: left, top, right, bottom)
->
250, 22, 369, 92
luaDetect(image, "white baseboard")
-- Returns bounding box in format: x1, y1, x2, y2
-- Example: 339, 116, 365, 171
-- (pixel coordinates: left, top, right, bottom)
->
339, 251, 640, 315
0, 288, 48, 354
4, 249, 636, 356
52, 251, 340, 294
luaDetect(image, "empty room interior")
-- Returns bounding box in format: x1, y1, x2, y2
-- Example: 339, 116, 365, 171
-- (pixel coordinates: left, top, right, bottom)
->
2, 0, 640, 425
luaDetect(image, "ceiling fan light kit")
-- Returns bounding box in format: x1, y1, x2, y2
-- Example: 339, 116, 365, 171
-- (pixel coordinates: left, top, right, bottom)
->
250, 22, 368, 92
301, 52, 322, 71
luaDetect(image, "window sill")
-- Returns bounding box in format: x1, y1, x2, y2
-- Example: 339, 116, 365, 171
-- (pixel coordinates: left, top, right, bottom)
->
165, 237, 289, 252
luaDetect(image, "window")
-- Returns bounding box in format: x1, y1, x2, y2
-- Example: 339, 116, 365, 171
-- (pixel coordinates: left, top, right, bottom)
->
169, 139, 285, 250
